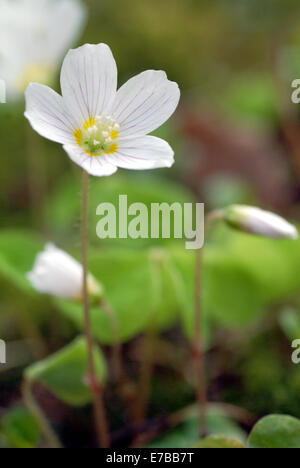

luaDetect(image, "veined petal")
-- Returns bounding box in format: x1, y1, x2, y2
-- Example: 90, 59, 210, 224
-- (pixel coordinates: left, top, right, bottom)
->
25, 82, 75, 144
112, 135, 174, 170
63, 144, 118, 177
112, 70, 180, 137
60, 43, 117, 126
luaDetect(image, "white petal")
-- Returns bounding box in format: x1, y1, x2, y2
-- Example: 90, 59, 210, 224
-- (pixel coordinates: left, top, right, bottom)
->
112, 70, 180, 137
225, 205, 299, 240
25, 82, 75, 144
27, 243, 83, 299
63, 144, 118, 177
60, 43, 117, 126
112, 135, 174, 170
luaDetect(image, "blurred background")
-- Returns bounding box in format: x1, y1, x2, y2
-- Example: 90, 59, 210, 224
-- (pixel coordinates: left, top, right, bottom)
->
2, 0, 300, 448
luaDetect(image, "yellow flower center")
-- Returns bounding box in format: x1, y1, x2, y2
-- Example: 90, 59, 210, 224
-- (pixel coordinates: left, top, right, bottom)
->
74, 115, 119, 156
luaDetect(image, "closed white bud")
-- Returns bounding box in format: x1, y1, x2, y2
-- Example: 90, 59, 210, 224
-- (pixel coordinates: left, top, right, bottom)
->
224, 205, 298, 240
27, 244, 103, 301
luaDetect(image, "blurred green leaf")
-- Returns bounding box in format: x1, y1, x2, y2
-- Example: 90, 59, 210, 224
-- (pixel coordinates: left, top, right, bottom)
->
221, 229, 300, 303
202, 224, 300, 327
56, 247, 183, 343
1, 406, 41, 449
171, 222, 300, 333
147, 409, 246, 448
55, 249, 155, 344
248, 414, 300, 448
0, 230, 43, 294
203, 249, 264, 326
170, 243, 262, 337
148, 249, 183, 331
25, 336, 107, 406
195, 435, 246, 448
170, 247, 211, 343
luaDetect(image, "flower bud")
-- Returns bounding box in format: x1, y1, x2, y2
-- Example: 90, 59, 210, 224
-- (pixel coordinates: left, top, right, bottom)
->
224, 205, 298, 240
27, 244, 103, 301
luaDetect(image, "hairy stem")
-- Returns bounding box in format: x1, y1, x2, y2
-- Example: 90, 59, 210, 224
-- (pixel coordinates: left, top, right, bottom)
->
22, 379, 62, 449
100, 299, 122, 382
193, 209, 224, 438
193, 246, 207, 438
81, 170, 110, 448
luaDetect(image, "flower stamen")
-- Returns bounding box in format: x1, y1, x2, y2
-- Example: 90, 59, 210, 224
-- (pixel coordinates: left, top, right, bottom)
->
74, 115, 119, 156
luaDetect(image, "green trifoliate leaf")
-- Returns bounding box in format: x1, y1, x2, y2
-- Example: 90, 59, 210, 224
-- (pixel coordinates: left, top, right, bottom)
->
25, 336, 107, 406
248, 414, 300, 448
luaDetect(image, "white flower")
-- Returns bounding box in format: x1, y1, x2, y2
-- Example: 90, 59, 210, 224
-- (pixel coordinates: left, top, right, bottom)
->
27, 244, 102, 300
225, 205, 298, 240
0, 0, 86, 98
25, 43, 180, 176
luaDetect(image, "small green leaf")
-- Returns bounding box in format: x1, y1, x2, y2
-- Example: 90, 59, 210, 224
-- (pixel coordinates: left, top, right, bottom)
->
248, 414, 300, 448
1, 406, 41, 449
195, 435, 246, 448
25, 336, 107, 406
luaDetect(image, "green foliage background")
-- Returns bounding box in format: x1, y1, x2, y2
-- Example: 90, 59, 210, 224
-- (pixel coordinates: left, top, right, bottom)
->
1, 0, 300, 448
